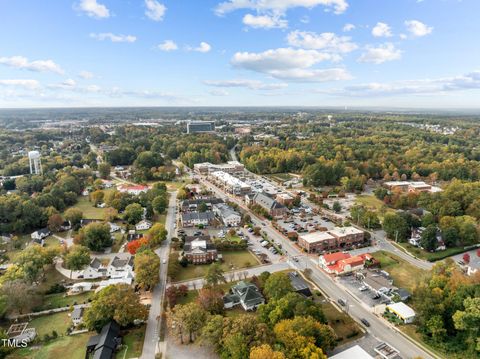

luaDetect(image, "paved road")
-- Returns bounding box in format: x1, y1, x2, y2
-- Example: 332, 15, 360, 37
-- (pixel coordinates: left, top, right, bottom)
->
170, 262, 290, 290
141, 190, 177, 359
201, 177, 437, 359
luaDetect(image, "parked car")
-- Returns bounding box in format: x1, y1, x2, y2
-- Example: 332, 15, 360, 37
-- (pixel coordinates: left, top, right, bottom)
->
360, 318, 370, 327
337, 298, 347, 306
359, 286, 368, 291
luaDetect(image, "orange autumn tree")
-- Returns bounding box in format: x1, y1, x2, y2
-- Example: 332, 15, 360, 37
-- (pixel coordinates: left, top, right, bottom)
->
126, 237, 149, 254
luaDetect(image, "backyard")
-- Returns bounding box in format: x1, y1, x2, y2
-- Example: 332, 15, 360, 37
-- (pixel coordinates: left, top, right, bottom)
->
372, 250, 426, 291
116, 325, 146, 359
37, 291, 92, 311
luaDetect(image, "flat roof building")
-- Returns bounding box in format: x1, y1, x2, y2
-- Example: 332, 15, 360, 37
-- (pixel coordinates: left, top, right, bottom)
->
386, 302, 416, 324
187, 121, 215, 134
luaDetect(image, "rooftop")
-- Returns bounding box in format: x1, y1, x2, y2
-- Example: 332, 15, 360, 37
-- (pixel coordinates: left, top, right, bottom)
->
300, 231, 335, 244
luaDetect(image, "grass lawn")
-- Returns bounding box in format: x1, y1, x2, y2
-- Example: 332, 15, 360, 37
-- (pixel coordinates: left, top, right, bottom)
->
265, 173, 294, 183
116, 326, 146, 359
397, 242, 471, 262
37, 266, 72, 293
320, 301, 363, 345
372, 250, 426, 291
172, 250, 260, 282
38, 292, 92, 311
9, 333, 91, 359
111, 232, 125, 253
68, 197, 105, 219
28, 312, 71, 338
354, 194, 395, 219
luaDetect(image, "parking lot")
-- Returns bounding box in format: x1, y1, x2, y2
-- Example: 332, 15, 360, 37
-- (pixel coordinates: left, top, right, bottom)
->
338, 274, 392, 308
276, 212, 335, 236
323, 193, 357, 219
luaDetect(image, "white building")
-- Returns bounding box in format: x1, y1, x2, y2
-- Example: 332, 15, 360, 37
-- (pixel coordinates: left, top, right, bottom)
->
117, 184, 150, 196
135, 219, 152, 231
28, 150, 42, 175
386, 302, 416, 324
107, 253, 134, 278
329, 345, 373, 359
210, 171, 251, 195
108, 222, 121, 233
213, 203, 241, 227
71, 306, 84, 326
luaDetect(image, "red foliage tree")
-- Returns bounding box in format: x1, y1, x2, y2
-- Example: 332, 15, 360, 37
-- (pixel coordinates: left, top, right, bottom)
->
463, 253, 471, 264
476, 249, 480, 258
126, 237, 149, 255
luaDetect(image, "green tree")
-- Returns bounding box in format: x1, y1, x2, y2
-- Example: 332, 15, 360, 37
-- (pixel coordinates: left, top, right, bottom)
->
80, 222, 112, 251
204, 263, 226, 287
134, 250, 160, 290
152, 195, 168, 214
124, 203, 144, 225
264, 272, 293, 300
332, 201, 341, 213
98, 163, 111, 179
64, 207, 83, 226
420, 225, 438, 251
84, 284, 148, 332
169, 303, 208, 343
382, 213, 410, 242
148, 223, 168, 246
453, 297, 480, 354
64, 245, 91, 279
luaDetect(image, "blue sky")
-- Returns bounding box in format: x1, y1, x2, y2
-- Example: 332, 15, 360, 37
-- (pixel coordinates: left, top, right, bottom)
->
0, 0, 479, 108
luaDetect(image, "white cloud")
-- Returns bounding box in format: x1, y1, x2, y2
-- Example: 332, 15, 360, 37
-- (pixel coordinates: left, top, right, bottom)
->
90, 33, 137, 43
204, 79, 288, 90
286, 30, 357, 53
0, 79, 40, 90
231, 48, 349, 82
49, 79, 77, 89
145, 0, 167, 21
209, 89, 229, 96
405, 20, 433, 37
343, 23, 355, 32
328, 71, 480, 97
79, 70, 94, 79
372, 22, 393, 37
0, 56, 64, 74
158, 40, 178, 51
187, 42, 212, 53
358, 43, 401, 64
243, 14, 288, 29
215, 0, 349, 16
76, 0, 110, 19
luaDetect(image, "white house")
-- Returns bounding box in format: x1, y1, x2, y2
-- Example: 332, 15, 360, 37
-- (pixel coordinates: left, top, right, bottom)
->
108, 222, 121, 233
70, 282, 94, 294
107, 253, 134, 278
82, 258, 107, 279
31, 228, 50, 242
135, 220, 152, 231
71, 306, 84, 326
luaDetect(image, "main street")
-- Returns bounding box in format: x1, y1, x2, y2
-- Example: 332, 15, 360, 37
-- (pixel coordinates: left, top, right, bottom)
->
141, 190, 177, 359
200, 176, 437, 359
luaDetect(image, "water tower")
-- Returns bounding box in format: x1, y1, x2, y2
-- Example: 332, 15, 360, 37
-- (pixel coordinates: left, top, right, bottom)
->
28, 151, 42, 175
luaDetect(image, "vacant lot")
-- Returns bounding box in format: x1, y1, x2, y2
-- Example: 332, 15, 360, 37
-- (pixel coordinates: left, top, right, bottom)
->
354, 194, 395, 219
68, 197, 105, 219
29, 312, 71, 338
372, 250, 426, 291
38, 292, 92, 311
173, 250, 260, 282
320, 301, 363, 345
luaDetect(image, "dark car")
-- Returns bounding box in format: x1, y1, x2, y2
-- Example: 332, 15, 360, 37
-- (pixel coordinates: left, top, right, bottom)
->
337, 298, 347, 306
361, 318, 370, 327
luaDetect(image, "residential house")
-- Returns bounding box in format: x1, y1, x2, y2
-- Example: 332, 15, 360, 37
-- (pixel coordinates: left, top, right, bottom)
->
223, 281, 265, 311
31, 228, 50, 244
82, 258, 107, 279
71, 306, 84, 326
126, 232, 143, 242
117, 184, 150, 196
181, 211, 215, 227
386, 302, 416, 324
70, 282, 94, 294
60, 221, 72, 231
251, 192, 287, 218
107, 253, 134, 278
86, 321, 122, 359
180, 197, 224, 213
108, 222, 121, 233
213, 203, 241, 227
183, 236, 218, 264
288, 272, 312, 297
135, 220, 152, 231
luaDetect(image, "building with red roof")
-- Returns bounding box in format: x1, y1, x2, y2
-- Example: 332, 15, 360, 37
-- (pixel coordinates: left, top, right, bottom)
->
319, 252, 373, 275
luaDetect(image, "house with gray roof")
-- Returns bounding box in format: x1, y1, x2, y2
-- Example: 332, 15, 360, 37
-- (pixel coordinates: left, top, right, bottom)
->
181, 211, 215, 227
213, 203, 241, 227
223, 281, 265, 311
86, 321, 122, 359
251, 192, 287, 218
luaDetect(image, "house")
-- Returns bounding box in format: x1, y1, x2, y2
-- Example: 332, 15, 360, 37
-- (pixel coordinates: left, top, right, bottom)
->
96, 272, 134, 292
108, 222, 121, 233
31, 228, 50, 243
127, 232, 143, 242
213, 203, 241, 227
70, 282, 94, 294
83, 258, 107, 279
223, 281, 265, 311
86, 321, 122, 359
288, 272, 312, 297
180, 198, 224, 213
183, 236, 218, 264
107, 253, 134, 278
357, 269, 396, 296
386, 302, 416, 323
117, 184, 150, 196
251, 192, 287, 218
394, 288, 411, 302
71, 306, 84, 326
82, 189, 90, 196
135, 220, 152, 231
319, 252, 373, 275
181, 211, 215, 227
